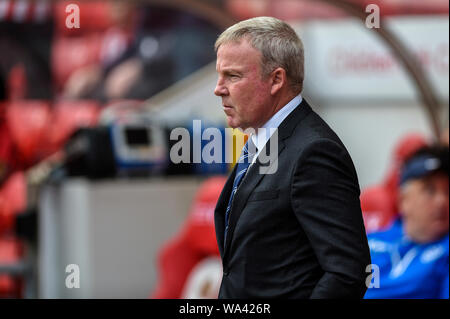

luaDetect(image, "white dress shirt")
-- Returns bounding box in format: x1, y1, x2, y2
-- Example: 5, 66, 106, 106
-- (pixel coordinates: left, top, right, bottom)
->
250, 94, 302, 163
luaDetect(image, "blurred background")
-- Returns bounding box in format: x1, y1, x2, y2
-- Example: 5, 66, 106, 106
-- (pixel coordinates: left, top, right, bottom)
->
0, 0, 448, 298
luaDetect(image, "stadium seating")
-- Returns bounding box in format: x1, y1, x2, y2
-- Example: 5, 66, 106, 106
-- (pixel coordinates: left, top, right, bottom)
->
0, 237, 23, 298
5, 100, 51, 165
51, 1, 112, 91
0, 99, 100, 297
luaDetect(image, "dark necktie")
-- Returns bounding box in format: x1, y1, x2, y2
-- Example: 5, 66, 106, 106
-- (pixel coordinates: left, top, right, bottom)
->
224, 139, 257, 242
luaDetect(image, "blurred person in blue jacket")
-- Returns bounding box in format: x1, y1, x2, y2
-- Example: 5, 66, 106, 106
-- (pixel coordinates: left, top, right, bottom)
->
364, 145, 449, 299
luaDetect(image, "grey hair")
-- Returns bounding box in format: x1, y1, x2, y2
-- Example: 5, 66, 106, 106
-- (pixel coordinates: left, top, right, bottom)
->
215, 16, 304, 93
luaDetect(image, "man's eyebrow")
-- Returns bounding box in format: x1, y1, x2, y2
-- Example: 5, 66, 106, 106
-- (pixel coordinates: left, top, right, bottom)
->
220, 68, 242, 75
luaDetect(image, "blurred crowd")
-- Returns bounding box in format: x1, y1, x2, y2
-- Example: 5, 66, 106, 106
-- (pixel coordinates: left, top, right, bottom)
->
0, 0, 222, 298
0, 0, 221, 102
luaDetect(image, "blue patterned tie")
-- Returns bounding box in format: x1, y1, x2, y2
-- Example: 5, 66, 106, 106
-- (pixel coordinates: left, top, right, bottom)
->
224, 139, 257, 242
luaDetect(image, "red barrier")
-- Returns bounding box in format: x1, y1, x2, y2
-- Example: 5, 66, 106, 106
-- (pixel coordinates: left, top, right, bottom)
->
0, 237, 23, 298
5, 100, 51, 165
151, 176, 226, 299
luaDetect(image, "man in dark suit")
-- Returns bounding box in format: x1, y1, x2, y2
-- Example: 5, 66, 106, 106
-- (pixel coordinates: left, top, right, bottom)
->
213, 17, 371, 298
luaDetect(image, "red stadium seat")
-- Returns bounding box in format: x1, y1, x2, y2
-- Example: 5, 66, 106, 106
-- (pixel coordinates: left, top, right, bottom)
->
51, 34, 103, 91
5, 101, 51, 165
381, 133, 428, 218
3, 100, 99, 167
151, 176, 226, 299
46, 100, 100, 151
0, 237, 23, 298
0, 102, 15, 169
0, 172, 27, 235
151, 234, 202, 299
6, 64, 27, 101
51, 1, 136, 91
383, 133, 428, 194
51, 1, 112, 90
53, 1, 112, 37
360, 132, 429, 233
180, 177, 225, 256
361, 185, 395, 233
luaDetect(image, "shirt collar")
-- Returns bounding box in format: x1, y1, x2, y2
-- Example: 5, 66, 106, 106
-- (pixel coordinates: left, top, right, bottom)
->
251, 94, 302, 158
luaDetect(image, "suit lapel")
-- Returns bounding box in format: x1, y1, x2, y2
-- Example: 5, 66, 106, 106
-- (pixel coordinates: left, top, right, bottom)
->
222, 138, 286, 258
218, 99, 313, 261
214, 164, 237, 258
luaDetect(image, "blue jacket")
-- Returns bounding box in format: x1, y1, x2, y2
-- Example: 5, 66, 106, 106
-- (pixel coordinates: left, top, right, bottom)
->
364, 218, 449, 299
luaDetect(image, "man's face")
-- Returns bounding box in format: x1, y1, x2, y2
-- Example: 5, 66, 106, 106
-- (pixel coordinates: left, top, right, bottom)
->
400, 173, 449, 243
214, 39, 274, 130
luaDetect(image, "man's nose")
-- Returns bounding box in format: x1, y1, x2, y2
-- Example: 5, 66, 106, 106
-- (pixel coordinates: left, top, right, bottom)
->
214, 78, 228, 96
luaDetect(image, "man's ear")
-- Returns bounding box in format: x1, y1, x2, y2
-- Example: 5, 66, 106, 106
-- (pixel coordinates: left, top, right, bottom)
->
270, 68, 287, 95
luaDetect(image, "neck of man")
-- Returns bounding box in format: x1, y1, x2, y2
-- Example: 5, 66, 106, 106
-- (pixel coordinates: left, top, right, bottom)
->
245, 90, 300, 131
262, 88, 300, 127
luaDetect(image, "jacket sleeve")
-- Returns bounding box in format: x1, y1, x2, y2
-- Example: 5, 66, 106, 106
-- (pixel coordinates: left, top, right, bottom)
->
290, 138, 371, 298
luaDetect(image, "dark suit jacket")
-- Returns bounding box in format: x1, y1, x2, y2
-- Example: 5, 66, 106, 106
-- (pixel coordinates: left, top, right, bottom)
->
214, 99, 371, 298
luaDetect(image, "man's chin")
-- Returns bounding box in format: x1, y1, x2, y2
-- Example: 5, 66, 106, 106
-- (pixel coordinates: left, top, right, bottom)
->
226, 118, 239, 129
225, 118, 251, 131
